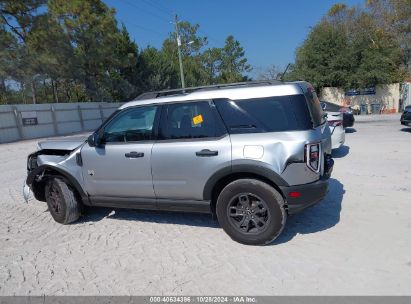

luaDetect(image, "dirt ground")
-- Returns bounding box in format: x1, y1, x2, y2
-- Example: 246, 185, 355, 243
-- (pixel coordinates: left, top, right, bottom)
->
1, 114, 410, 295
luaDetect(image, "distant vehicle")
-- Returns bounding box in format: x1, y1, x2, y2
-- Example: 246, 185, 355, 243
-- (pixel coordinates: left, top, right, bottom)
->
401, 105, 411, 126
321, 102, 345, 150
321, 101, 355, 128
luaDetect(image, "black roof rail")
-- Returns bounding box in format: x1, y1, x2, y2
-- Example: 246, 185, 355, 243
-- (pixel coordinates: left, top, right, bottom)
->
134, 80, 284, 101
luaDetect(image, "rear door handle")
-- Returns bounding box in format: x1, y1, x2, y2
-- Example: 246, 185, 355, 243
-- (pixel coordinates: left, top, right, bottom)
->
125, 151, 144, 158
195, 149, 218, 157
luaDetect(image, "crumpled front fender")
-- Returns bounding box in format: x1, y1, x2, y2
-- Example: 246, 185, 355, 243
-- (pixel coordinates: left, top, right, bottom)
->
25, 164, 89, 204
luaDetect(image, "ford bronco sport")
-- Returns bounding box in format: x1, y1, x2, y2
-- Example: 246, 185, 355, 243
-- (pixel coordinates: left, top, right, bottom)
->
24, 81, 334, 245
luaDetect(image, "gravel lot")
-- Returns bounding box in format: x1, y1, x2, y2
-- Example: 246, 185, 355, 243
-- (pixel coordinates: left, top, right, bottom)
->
1, 114, 410, 295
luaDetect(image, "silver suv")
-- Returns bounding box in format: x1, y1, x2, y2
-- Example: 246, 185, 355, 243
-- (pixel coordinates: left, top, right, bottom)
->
24, 81, 334, 245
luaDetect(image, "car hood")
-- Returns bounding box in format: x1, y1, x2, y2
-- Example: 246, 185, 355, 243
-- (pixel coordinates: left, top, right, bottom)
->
38, 135, 89, 151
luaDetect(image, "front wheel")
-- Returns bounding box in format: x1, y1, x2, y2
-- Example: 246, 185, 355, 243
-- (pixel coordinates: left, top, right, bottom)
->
45, 178, 81, 224
216, 179, 286, 245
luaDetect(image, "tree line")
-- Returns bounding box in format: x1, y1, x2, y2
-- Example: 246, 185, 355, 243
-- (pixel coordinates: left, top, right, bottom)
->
1, 0, 410, 104
0, 0, 251, 104
284, 0, 411, 90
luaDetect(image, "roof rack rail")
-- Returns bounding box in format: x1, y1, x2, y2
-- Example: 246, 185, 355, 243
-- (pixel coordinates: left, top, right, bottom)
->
134, 80, 283, 100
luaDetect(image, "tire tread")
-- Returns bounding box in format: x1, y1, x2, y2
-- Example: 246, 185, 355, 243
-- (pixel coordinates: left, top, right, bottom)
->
216, 178, 286, 245
46, 178, 80, 224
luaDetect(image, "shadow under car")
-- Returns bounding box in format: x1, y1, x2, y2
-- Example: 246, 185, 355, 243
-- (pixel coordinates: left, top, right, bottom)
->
68, 178, 344, 245
274, 178, 345, 245
332, 145, 350, 158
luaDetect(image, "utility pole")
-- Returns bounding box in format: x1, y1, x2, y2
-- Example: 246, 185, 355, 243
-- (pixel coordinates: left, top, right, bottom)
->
174, 14, 185, 89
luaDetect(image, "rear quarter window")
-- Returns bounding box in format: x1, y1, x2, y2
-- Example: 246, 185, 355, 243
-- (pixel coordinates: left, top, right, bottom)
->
214, 95, 312, 134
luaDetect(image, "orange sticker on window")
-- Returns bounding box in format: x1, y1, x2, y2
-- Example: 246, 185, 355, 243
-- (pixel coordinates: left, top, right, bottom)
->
192, 114, 203, 125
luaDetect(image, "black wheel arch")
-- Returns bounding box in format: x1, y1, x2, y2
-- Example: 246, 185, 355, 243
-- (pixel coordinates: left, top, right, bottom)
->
26, 165, 89, 204
203, 164, 289, 215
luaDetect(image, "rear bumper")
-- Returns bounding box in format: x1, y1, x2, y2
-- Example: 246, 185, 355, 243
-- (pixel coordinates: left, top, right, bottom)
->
343, 113, 355, 128
331, 126, 345, 149
281, 178, 329, 214
281, 156, 333, 215
400, 113, 411, 125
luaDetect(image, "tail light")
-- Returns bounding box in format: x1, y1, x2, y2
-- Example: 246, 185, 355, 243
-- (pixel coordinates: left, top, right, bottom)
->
305, 143, 321, 173
328, 120, 342, 127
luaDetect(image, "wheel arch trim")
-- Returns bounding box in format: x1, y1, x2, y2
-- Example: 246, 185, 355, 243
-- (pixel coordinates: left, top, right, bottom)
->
26, 165, 89, 203
203, 164, 289, 201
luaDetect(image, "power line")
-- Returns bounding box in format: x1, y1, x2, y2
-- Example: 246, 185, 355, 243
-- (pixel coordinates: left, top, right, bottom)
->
139, 0, 224, 47
140, 0, 173, 17
120, 0, 225, 48
117, 16, 165, 39
120, 0, 171, 24
146, 0, 174, 15
127, 21, 165, 38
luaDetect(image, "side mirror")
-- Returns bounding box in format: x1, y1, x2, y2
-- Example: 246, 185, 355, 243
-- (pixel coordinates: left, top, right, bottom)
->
321, 103, 327, 111
88, 133, 102, 147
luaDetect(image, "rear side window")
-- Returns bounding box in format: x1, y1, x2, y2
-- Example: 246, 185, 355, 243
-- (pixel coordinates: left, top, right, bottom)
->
214, 95, 312, 134
160, 101, 223, 139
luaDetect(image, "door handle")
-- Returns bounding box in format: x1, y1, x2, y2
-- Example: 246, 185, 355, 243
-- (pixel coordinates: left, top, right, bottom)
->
195, 149, 218, 157
125, 151, 144, 158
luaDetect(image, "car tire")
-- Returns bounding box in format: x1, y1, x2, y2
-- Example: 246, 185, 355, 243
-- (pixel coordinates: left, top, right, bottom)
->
45, 178, 81, 224
216, 179, 286, 245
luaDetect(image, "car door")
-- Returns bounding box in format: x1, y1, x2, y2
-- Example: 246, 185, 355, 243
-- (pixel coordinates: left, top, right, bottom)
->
81, 105, 160, 200
151, 100, 231, 201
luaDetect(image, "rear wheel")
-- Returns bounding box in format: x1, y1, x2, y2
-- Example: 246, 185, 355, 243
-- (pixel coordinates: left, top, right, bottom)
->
216, 179, 286, 245
45, 178, 81, 224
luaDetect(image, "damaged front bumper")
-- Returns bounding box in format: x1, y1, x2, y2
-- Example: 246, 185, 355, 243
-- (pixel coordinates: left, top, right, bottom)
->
22, 147, 80, 203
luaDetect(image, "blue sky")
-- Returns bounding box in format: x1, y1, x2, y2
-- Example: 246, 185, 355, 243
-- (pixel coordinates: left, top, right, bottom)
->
104, 0, 364, 76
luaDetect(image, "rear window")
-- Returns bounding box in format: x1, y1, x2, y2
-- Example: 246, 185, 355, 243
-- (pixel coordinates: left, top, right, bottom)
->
214, 95, 312, 134
321, 101, 341, 112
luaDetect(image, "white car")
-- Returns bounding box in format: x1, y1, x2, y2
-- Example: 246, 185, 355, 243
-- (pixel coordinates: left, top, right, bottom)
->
328, 111, 345, 149
321, 103, 345, 150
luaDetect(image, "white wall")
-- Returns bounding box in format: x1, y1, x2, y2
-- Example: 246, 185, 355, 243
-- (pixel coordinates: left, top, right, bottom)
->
320, 83, 400, 111
0, 102, 122, 143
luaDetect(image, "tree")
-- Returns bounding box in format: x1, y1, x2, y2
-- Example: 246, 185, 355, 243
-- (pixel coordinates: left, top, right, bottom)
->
0, 23, 17, 101
256, 64, 281, 80
161, 21, 209, 88
202, 47, 222, 84
366, 0, 411, 51
0, 3, 253, 103
291, 20, 352, 89
219, 35, 252, 83
136, 47, 177, 92
109, 24, 139, 101
288, 2, 407, 90
48, 0, 133, 101
0, 0, 47, 103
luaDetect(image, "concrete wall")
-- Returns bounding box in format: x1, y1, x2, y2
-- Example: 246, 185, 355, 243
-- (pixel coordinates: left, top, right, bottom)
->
0, 102, 122, 144
400, 82, 411, 110
320, 83, 400, 110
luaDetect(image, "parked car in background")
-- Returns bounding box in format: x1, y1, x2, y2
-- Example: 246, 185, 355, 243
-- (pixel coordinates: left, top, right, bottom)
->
321, 102, 345, 150
400, 105, 411, 126
321, 101, 355, 128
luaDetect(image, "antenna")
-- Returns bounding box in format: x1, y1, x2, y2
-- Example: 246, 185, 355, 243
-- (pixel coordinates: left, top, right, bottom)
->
280, 63, 291, 81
